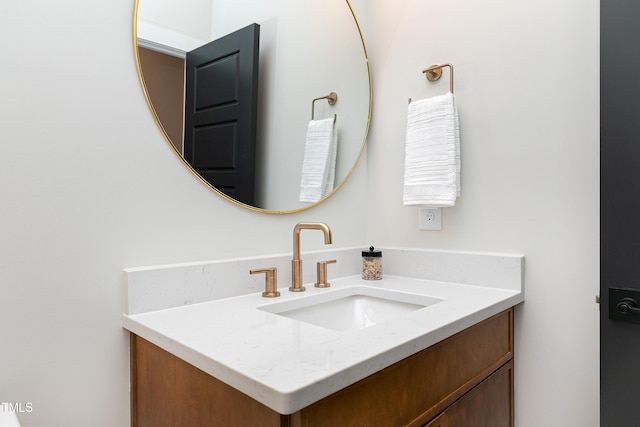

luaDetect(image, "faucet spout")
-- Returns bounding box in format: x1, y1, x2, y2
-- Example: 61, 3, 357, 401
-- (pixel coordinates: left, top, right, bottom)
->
291, 222, 332, 292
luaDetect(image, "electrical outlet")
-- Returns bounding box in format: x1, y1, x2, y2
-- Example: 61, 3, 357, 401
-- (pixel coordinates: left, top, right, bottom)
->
418, 208, 442, 230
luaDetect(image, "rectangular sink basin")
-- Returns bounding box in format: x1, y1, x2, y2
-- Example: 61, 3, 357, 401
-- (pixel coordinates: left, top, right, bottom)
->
258, 285, 443, 331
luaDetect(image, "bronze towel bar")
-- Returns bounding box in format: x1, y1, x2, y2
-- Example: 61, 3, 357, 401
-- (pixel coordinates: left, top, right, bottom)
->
409, 63, 454, 104
423, 63, 454, 93
311, 92, 338, 122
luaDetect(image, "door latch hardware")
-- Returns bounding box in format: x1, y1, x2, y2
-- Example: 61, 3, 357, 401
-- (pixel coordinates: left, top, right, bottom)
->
609, 287, 640, 324
616, 298, 640, 315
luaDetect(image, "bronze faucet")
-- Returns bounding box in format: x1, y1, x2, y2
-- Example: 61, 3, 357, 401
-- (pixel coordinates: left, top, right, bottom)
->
290, 222, 332, 292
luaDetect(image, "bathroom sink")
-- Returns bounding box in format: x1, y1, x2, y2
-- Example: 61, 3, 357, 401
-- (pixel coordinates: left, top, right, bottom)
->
258, 285, 443, 331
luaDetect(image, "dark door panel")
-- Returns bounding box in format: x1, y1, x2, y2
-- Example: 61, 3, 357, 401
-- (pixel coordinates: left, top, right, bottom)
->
601, 0, 640, 425
184, 23, 259, 206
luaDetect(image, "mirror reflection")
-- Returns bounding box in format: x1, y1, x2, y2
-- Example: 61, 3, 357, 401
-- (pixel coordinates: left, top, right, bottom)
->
135, 0, 371, 212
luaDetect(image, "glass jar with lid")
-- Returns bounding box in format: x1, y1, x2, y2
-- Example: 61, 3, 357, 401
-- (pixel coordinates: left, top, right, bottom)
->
362, 246, 382, 280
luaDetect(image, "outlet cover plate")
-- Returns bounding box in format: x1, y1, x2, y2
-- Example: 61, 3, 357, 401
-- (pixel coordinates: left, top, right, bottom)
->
418, 208, 442, 230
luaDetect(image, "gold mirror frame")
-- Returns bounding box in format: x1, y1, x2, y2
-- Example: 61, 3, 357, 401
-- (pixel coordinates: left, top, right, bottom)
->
132, 0, 371, 214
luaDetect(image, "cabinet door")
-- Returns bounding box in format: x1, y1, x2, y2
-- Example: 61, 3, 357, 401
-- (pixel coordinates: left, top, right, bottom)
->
292, 310, 513, 427
130, 335, 283, 427
424, 361, 513, 427
424, 413, 447, 427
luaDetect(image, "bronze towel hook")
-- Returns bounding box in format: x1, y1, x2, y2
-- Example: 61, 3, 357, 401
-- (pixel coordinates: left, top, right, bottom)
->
311, 92, 338, 122
408, 63, 454, 104
422, 63, 454, 93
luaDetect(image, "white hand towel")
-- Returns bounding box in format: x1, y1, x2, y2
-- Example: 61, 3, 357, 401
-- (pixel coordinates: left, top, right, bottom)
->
403, 92, 460, 207
323, 125, 338, 196
299, 118, 338, 203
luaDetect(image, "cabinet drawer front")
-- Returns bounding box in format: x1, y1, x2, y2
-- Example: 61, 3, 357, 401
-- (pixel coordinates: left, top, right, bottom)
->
431, 360, 514, 427
293, 309, 513, 427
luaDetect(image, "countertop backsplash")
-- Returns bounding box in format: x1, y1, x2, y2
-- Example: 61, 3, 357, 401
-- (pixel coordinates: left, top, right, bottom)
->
124, 247, 523, 315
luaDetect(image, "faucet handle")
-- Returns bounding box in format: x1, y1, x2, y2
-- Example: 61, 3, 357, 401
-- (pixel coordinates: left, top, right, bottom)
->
250, 267, 280, 298
315, 260, 337, 288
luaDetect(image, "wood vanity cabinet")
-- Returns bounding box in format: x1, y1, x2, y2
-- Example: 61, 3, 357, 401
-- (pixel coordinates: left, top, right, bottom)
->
130, 309, 513, 427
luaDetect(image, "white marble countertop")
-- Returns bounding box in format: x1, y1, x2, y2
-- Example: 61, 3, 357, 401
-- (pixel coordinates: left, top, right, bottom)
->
122, 273, 523, 414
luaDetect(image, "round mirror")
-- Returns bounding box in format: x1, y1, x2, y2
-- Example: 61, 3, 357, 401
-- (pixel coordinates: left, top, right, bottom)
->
134, 0, 371, 213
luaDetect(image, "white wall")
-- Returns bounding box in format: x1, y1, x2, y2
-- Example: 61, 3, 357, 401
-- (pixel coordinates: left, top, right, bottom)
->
365, 1, 600, 426
138, 0, 212, 42
1, 0, 599, 426
0, 1, 367, 426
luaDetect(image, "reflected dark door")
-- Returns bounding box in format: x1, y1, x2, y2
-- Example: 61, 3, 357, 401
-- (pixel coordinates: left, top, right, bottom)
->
184, 23, 259, 206
601, 0, 640, 425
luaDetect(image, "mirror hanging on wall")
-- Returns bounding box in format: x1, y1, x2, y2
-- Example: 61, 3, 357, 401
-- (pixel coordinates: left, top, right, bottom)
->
134, 0, 371, 213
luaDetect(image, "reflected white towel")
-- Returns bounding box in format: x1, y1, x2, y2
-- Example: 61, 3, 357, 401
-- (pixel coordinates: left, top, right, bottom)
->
403, 92, 460, 207
299, 118, 338, 203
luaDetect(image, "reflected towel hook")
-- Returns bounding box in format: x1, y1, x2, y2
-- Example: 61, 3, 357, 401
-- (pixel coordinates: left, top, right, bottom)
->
312, 92, 338, 122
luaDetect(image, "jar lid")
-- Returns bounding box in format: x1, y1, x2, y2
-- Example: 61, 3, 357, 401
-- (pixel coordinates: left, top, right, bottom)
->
362, 246, 382, 257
